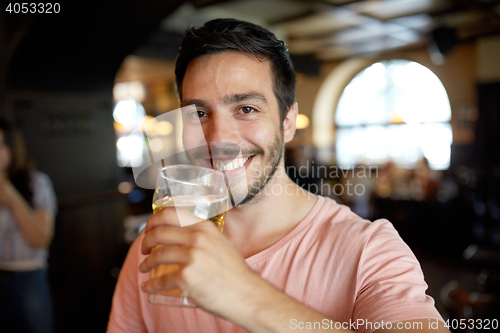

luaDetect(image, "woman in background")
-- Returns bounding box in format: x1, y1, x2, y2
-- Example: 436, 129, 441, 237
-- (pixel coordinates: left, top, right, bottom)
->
0, 119, 57, 333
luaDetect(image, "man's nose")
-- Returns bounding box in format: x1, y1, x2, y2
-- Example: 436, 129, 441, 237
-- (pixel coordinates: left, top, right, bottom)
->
204, 112, 239, 144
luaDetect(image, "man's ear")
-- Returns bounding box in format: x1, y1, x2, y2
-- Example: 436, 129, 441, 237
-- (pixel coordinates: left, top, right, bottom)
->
283, 102, 298, 144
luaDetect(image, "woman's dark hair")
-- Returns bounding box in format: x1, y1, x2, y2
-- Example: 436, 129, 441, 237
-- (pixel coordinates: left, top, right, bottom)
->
175, 18, 296, 122
0, 118, 34, 206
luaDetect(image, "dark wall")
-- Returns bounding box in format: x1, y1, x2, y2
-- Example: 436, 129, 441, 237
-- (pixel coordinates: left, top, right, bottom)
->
49, 191, 129, 333
475, 82, 500, 172
10, 93, 119, 195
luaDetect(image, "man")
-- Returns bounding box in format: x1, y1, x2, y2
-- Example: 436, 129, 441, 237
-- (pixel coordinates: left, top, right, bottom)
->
107, 19, 449, 333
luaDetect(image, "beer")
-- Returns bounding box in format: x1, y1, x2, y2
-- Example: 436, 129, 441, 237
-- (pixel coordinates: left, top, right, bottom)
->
152, 195, 227, 232
150, 194, 228, 298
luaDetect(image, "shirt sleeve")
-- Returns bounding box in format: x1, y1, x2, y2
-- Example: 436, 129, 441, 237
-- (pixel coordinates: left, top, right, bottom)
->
353, 219, 443, 333
32, 172, 58, 215
107, 233, 148, 333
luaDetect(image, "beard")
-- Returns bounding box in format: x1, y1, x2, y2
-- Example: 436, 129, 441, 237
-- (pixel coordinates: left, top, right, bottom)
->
236, 133, 284, 206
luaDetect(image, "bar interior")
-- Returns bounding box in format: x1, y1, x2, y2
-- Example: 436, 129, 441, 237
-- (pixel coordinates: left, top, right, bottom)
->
1, 0, 499, 331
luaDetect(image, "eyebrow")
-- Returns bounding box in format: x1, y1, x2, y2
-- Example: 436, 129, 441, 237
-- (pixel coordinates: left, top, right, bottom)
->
222, 93, 267, 106
180, 92, 267, 108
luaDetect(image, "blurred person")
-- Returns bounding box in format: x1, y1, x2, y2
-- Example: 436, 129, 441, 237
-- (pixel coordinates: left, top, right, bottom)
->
374, 161, 397, 199
108, 19, 449, 333
411, 157, 441, 201
339, 164, 374, 218
0, 119, 57, 333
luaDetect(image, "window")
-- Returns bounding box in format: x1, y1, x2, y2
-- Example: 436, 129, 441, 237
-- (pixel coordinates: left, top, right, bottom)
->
335, 60, 452, 170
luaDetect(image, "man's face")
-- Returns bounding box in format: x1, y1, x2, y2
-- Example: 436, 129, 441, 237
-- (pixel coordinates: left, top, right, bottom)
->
181, 51, 284, 205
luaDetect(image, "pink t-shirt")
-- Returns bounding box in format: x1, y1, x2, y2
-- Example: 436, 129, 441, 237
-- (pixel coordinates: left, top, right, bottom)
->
107, 196, 442, 333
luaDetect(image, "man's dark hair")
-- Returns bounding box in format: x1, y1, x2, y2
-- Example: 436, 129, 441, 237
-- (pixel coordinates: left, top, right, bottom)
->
175, 18, 296, 122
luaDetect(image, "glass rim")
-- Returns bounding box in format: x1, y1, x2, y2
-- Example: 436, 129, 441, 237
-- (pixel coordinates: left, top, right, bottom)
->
158, 164, 225, 183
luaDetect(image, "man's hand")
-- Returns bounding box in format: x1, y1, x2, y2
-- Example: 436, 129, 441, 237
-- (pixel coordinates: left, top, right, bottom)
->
139, 207, 262, 319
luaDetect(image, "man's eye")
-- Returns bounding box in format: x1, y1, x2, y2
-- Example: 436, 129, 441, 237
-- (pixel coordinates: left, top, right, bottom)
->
240, 106, 256, 114
188, 110, 207, 118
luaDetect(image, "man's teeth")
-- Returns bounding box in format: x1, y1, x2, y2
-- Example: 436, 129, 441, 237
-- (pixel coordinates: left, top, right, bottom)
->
214, 156, 250, 171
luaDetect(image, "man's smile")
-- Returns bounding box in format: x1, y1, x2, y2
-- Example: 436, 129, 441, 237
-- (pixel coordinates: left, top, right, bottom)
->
211, 156, 253, 171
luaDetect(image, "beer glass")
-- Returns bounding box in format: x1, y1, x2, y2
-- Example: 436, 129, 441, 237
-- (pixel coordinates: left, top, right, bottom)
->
149, 164, 229, 307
